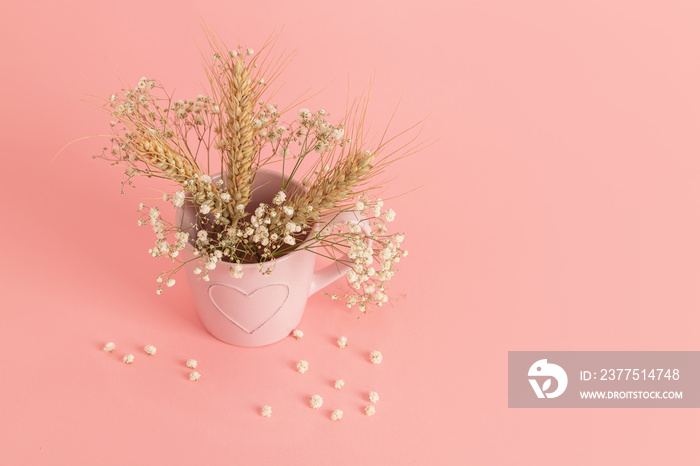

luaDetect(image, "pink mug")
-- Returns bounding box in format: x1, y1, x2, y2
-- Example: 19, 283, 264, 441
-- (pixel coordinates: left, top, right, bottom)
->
176, 170, 369, 347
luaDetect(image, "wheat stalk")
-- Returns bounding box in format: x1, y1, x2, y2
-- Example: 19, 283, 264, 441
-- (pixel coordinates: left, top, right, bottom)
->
221, 58, 258, 208
130, 131, 232, 224
290, 149, 376, 226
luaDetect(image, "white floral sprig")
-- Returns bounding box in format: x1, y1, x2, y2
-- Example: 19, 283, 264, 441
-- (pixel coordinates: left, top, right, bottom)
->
310, 395, 323, 409
296, 360, 309, 374
369, 350, 383, 364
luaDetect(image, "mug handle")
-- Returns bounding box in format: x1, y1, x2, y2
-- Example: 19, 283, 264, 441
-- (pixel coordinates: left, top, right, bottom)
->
308, 210, 372, 296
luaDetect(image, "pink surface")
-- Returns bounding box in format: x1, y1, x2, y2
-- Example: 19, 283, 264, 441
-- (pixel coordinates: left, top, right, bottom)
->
2, 1, 700, 464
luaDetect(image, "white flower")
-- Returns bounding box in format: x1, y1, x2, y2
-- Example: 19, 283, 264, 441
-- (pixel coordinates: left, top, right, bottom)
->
296, 360, 309, 373
173, 189, 185, 207
384, 209, 396, 222
272, 191, 286, 205
199, 174, 212, 184
331, 409, 343, 421
144, 345, 157, 356
193, 267, 202, 275
166, 279, 176, 287
123, 354, 135, 364
369, 350, 383, 364
310, 395, 323, 409
355, 201, 365, 211
103, 342, 116, 353
283, 234, 295, 246
199, 204, 212, 215
282, 206, 294, 216
261, 405, 272, 418
220, 192, 231, 202
247, 48, 254, 55
369, 391, 379, 403
189, 371, 201, 381
230, 263, 244, 279
334, 379, 344, 390
186, 359, 198, 369
337, 336, 348, 348
292, 329, 304, 340
365, 405, 376, 416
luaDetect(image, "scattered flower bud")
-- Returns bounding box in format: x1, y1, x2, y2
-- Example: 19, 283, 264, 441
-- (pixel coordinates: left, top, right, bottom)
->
189, 371, 201, 381
370, 350, 383, 364
261, 405, 272, 418
310, 395, 323, 409
123, 354, 135, 364
331, 409, 343, 421
334, 379, 345, 390
144, 345, 156, 356
337, 336, 348, 348
103, 342, 116, 353
186, 359, 198, 369
369, 392, 379, 403
292, 329, 304, 340
296, 360, 309, 374
365, 405, 376, 416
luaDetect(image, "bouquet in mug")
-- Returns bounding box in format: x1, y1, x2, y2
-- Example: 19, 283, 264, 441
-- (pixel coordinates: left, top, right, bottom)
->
95, 31, 423, 313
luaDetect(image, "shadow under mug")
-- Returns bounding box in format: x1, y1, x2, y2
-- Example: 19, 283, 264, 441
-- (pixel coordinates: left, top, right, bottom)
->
175, 169, 369, 347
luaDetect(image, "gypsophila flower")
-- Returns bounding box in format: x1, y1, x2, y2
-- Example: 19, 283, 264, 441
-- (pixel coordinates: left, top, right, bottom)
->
334, 379, 345, 390
296, 360, 309, 373
166, 279, 176, 287
337, 336, 348, 348
186, 359, 198, 369
172, 190, 185, 208
261, 405, 272, 417
144, 345, 156, 356
272, 191, 286, 205
220, 192, 231, 202
199, 204, 212, 215
123, 354, 135, 364
331, 409, 343, 421
365, 405, 376, 416
292, 329, 304, 340
230, 263, 244, 279
310, 395, 323, 409
369, 350, 383, 364
103, 342, 116, 353
189, 371, 201, 381
369, 392, 379, 403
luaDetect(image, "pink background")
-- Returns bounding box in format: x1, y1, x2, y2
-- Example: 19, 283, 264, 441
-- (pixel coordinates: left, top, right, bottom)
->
2, 1, 700, 464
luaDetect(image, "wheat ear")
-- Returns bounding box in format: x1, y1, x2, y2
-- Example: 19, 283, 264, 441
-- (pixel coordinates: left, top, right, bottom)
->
222, 58, 257, 208
130, 132, 232, 223
291, 150, 375, 226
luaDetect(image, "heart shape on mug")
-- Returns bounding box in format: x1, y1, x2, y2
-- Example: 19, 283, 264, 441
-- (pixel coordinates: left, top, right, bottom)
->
207, 283, 290, 334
